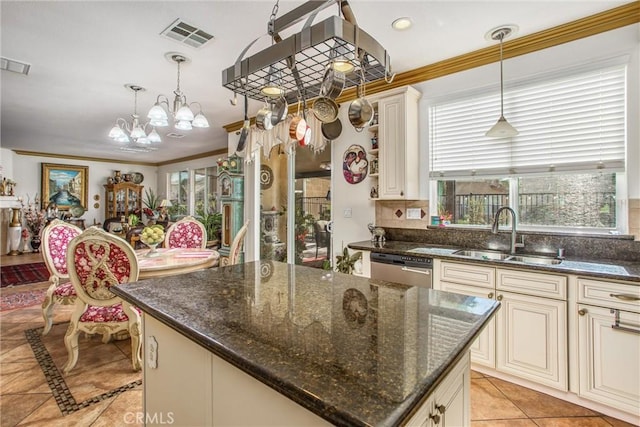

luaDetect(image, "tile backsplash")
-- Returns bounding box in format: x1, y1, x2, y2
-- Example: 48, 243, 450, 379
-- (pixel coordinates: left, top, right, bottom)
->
374, 199, 640, 262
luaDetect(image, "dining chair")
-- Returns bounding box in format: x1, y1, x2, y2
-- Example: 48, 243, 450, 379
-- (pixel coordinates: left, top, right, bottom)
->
313, 220, 330, 259
41, 219, 82, 335
229, 220, 250, 265
164, 215, 207, 249
63, 227, 141, 374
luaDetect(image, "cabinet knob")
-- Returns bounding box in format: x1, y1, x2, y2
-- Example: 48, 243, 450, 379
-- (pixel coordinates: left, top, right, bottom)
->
400, 191, 404, 196
429, 412, 441, 425
488, 292, 494, 299
436, 404, 446, 414
496, 294, 503, 301
578, 309, 587, 316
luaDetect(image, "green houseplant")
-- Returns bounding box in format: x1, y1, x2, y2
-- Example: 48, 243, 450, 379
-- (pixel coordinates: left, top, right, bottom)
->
202, 212, 223, 244
335, 247, 362, 274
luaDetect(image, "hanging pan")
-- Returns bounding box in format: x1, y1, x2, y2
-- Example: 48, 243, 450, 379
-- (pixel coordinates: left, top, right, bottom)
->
321, 117, 342, 141
256, 102, 273, 131
237, 94, 250, 152
270, 96, 288, 126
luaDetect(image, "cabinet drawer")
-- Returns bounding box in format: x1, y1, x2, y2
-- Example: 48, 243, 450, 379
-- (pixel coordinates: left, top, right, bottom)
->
439, 261, 495, 289
497, 268, 567, 300
578, 278, 640, 312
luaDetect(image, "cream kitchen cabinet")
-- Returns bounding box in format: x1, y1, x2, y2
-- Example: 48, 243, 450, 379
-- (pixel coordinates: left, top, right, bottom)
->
368, 86, 421, 200
406, 352, 470, 427
434, 260, 568, 391
576, 277, 640, 417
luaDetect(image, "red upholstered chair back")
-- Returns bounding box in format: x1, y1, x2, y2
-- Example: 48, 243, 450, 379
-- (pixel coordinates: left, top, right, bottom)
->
164, 216, 207, 249
42, 219, 82, 278
66, 227, 139, 307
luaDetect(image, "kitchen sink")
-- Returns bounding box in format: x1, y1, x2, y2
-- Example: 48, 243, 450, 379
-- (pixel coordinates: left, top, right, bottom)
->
453, 250, 512, 261
506, 255, 562, 265
453, 249, 562, 265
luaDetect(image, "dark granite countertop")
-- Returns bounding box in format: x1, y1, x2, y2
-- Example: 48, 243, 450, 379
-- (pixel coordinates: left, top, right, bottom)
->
112, 261, 499, 427
348, 240, 640, 283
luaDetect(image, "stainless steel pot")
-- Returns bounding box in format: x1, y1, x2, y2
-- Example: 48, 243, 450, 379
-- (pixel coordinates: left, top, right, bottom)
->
256, 103, 273, 131
313, 96, 339, 123
348, 84, 373, 131
319, 66, 345, 99
270, 97, 288, 126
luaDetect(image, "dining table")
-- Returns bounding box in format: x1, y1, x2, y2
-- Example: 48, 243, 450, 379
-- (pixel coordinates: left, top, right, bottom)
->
135, 247, 220, 279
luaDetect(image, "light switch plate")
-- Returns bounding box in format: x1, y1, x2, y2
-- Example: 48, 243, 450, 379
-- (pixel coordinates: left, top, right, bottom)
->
343, 208, 352, 218
148, 336, 158, 369
407, 208, 421, 219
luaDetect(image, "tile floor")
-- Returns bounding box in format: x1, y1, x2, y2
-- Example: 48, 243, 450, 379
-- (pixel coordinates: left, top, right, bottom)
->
1, 253, 637, 426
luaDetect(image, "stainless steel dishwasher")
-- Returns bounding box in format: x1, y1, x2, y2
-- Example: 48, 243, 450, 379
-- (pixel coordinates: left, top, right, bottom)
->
370, 252, 433, 288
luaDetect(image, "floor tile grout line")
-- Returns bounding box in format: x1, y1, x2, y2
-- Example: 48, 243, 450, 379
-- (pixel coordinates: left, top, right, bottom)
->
482, 376, 534, 421
24, 323, 142, 416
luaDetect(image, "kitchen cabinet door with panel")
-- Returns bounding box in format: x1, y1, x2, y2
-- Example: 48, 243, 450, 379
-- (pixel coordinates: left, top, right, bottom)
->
495, 290, 568, 391
372, 86, 421, 200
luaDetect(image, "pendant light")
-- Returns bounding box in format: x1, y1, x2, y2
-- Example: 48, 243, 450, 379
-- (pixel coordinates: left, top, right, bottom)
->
485, 26, 518, 138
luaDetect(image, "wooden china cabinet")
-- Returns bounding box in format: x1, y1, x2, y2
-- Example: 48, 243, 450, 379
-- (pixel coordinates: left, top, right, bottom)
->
104, 182, 143, 219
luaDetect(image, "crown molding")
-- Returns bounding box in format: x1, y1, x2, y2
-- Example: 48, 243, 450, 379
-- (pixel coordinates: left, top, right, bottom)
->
155, 148, 229, 166
223, 1, 640, 133
11, 150, 160, 167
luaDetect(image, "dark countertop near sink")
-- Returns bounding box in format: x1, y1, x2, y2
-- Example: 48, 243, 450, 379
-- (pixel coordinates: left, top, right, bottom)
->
348, 241, 640, 283
112, 261, 500, 427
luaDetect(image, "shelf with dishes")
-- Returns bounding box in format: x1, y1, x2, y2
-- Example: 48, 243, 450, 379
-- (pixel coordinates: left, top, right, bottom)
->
368, 102, 379, 200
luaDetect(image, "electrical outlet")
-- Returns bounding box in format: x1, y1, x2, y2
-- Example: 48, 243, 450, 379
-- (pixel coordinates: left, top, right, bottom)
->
343, 208, 352, 218
407, 208, 421, 219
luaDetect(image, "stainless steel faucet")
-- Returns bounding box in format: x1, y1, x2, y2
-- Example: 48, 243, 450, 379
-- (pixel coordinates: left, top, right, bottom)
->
491, 207, 524, 254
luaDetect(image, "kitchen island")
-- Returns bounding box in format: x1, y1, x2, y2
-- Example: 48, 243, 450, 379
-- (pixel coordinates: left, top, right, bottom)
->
112, 260, 499, 426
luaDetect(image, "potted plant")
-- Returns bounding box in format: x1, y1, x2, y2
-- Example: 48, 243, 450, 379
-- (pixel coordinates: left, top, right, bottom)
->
202, 212, 222, 247
143, 188, 159, 212
335, 246, 362, 274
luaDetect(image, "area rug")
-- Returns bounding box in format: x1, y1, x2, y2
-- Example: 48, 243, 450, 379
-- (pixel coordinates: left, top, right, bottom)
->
25, 324, 142, 415
0, 288, 47, 311
1, 262, 50, 287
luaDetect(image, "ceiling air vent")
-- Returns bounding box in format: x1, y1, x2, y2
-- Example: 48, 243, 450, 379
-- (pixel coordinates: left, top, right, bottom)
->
1, 57, 31, 75
166, 133, 185, 139
160, 19, 214, 48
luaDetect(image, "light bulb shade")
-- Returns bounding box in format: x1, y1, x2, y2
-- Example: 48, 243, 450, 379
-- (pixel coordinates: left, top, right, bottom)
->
148, 103, 169, 121
486, 116, 519, 138
261, 65, 285, 98
330, 42, 356, 74
109, 125, 125, 139
150, 118, 169, 127
115, 134, 130, 143
175, 104, 194, 121
192, 113, 210, 128
130, 126, 147, 139
148, 128, 162, 143
136, 137, 150, 145
175, 120, 192, 131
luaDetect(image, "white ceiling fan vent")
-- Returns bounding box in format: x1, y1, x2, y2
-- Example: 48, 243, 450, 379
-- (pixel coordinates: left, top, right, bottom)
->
1, 57, 31, 75
160, 19, 214, 48
166, 133, 185, 139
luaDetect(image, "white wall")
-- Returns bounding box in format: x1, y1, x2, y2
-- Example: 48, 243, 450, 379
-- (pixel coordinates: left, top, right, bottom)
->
8, 152, 158, 225
414, 24, 640, 199
330, 107, 377, 261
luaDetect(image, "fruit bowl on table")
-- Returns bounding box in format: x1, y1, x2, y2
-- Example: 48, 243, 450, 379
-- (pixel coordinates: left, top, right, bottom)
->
140, 225, 165, 257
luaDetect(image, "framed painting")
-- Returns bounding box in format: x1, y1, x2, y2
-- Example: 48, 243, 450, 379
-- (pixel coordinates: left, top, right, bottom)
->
41, 163, 88, 211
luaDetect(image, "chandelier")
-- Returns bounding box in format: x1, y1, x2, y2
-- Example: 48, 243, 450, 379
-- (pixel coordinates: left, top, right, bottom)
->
109, 84, 161, 145
147, 53, 209, 131
222, 0, 393, 103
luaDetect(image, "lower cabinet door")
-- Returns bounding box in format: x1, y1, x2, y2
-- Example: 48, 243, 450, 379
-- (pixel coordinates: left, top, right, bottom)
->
440, 281, 496, 368
496, 291, 568, 391
433, 352, 470, 427
578, 304, 640, 415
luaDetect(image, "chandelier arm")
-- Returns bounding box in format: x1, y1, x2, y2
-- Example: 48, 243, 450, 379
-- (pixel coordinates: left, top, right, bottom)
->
189, 101, 204, 113
115, 117, 132, 133
499, 36, 505, 117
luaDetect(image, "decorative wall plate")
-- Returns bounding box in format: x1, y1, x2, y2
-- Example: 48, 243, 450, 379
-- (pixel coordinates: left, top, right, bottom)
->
132, 172, 144, 184
342, 144, 368, 184
260, 165, 274, 190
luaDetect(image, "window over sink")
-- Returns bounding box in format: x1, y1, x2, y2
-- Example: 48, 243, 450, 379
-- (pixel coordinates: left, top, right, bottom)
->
428, 59, 626, 233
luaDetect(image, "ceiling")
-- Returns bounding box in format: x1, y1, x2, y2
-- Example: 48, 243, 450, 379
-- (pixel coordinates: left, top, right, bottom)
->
1, 1, 630, 165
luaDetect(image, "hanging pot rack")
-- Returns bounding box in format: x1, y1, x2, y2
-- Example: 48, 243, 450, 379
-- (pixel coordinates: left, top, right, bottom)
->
221, 0, 393, 104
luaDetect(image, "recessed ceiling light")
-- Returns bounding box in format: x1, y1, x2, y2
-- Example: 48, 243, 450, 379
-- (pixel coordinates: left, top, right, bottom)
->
392, 17, 412, 31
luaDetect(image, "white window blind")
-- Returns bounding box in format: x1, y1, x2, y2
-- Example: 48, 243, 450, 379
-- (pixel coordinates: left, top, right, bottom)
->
429, 63, 626, 178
